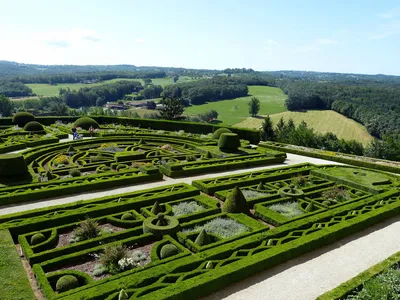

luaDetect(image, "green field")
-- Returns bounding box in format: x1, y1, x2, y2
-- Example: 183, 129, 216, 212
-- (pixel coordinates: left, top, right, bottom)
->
235, 110, 374, 145
27, 76, 198, 97
184, 86, 288, 125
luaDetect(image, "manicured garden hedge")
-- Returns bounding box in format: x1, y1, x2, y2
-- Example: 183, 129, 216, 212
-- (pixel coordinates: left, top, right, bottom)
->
2, 163, 400, 300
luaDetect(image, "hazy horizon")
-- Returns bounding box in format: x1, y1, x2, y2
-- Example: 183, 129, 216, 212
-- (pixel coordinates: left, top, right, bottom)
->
1, 0, 400, 75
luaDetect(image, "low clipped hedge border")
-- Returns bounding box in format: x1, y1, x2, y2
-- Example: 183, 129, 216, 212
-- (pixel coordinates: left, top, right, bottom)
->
159, 155, 285, 178
259, 141, 400, 174
317, 251, 400, 300
0, 167, 162, 206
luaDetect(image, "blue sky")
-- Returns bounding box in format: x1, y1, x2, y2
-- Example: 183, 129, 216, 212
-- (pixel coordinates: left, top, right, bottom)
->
1, 0, 400, 74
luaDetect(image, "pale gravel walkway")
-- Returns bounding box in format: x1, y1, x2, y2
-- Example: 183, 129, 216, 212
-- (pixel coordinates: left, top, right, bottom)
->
0, 153, 341, 216
203, 215, 400, 300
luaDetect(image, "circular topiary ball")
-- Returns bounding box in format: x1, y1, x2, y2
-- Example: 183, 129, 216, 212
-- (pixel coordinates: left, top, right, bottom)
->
218, 133, 240, 152
24, 121, 44, 132
121, 212, 134, 220
160, 243, 179, 259
74, 117, 99, 130
12, 112, 35, 127
56, 275, 79, 293
30, 232, 46, 245
212, 128, 232, 139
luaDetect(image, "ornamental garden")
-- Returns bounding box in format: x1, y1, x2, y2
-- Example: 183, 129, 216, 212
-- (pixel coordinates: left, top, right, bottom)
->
1, 112, 399, 300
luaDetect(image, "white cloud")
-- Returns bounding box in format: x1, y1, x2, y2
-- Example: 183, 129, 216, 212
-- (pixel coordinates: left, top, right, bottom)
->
315, 38, 338, 45
368, 20, 400, 39
135, 38, 145, 44
266, 39, 279, 45
31, 28, 101, 48
377, 7, 400, 19
293, 45, 319, 53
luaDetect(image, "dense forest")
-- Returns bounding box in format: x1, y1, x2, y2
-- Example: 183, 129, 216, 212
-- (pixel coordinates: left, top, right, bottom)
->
60, 81, 143, 108
7, 71, 166, 84
0, 81, 33, 97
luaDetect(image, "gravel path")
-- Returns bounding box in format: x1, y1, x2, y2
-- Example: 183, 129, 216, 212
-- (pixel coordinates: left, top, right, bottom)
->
203, 215, 400, 300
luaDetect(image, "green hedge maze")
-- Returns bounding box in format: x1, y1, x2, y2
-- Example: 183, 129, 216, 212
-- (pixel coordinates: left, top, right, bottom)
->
0, 119, 284, 206
2, 161, 400, 299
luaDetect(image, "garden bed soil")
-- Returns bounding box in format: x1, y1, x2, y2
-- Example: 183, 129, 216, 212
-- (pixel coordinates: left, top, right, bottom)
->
49, 241, 156, 280
56, 223, 125, 248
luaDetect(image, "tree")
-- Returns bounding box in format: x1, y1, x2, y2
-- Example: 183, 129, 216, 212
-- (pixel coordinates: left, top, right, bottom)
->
0, 94, 13, 117
143, 78, 152, 86
159, 98, 184, 120
173, 75, 179, 83
248, 97, 260, 117
146, 101, 156, 110
260, 115, 275, 141
96, 97, 106, 107
199, 110, 218, 122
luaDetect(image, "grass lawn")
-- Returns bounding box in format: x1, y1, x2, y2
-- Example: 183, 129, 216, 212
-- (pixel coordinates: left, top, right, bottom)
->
184, 86, 287, 125
28, 76, 199, 96
235, 110, 374, 145
0, 230, 35, 300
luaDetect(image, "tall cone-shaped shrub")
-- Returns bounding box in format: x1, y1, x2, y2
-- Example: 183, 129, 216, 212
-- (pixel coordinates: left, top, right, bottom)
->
194, 229, 211, 246
151, 201, 163, 215
222, 186, 249, 214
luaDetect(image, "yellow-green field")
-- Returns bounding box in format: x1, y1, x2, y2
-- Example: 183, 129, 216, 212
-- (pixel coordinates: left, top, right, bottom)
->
235, 110, 374, 145
184, 86, 287, 125
27, 76, 198, 96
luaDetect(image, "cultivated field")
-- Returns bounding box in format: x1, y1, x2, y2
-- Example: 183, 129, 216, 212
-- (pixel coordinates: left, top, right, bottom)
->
184, 86, 287, 125
235, 110, 374, 145
27, 76, 198, 96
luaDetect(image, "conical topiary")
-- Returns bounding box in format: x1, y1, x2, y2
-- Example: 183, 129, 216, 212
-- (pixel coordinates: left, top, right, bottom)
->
221, 186, 249, 214
151, 201, 163, 215
118, 289, 129, 300
138, 138, 146, 145
194, 229, 211, 246
31, 160, 39, 168
205, 151, 212, 159
67, 145, 76, 153
257, 182, 264, 190
305, 202, 314, 212
155, 213, 167, 226
183, 144, 188, 149
205, 261, 214, 269
46, 171, 55, 180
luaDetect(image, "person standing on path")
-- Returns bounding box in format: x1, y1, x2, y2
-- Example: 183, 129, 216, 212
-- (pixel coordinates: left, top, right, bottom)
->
72, 126, 77, 140
89, 125, 94, 137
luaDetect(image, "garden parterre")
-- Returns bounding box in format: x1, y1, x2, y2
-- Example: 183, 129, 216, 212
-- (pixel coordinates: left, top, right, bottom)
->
0, 117, 284, 206
1, 161, 400, 300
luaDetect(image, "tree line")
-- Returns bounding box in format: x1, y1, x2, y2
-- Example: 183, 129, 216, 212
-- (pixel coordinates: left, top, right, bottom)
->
60, 81, 143, 108
7, 71, 166, 84
0, 81, 33, 97
261, 116, 400, 162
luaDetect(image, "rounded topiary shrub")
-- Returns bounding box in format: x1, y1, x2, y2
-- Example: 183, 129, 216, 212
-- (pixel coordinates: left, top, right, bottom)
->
12, 112, 35, 127
30, 232, 46, 245
212, 128, 232, 139
74, 117, 99, 130
24, 121, 44, 132
121, 212, 134, 220
218, 133, 240, 152
0, 153, 29, 177
55, 275, 79, 293
160, 244, 179, 259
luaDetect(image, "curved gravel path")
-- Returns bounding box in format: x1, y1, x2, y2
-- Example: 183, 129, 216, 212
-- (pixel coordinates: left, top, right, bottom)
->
203, 215, 400, 300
